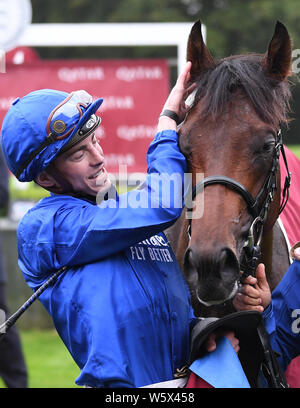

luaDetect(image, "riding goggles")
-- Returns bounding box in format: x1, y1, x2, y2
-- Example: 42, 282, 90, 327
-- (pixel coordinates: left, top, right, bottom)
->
46, 90, 95, 140
59, 113, 101, 154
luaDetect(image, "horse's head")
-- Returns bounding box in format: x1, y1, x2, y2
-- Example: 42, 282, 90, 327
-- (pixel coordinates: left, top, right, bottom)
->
179, 21, 292, 309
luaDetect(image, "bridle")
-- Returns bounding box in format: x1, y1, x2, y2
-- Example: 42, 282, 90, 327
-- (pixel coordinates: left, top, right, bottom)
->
186, 128, 291, 281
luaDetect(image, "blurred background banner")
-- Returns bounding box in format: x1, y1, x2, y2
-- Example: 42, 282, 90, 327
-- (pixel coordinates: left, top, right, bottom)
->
0, 57, 169, 174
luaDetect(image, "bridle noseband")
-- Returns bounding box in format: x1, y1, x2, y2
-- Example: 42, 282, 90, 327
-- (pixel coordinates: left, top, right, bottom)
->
186, 129, 291, 281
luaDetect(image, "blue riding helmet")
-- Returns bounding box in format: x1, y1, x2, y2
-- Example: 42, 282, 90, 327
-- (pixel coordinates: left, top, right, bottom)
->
1, 89, 103, 182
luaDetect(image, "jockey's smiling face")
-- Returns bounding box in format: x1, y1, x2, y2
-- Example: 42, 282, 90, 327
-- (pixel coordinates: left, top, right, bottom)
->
53, 133, 111, 197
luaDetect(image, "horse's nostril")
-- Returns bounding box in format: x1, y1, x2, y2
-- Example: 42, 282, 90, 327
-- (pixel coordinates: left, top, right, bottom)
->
183, 247, 200, 284
219, 247, 240, 281
184, 247, 193, 266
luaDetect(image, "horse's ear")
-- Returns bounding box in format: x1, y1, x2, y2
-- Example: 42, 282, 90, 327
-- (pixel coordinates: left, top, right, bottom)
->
262, 21, 292, 81
187, 20, 216, 80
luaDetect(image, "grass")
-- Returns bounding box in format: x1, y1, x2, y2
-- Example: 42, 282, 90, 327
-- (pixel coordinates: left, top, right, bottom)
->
289, 144, 300, 158
0, 329, 80, 388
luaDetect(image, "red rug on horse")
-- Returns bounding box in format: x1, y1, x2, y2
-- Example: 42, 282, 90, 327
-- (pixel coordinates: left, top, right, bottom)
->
279, 146, 300, 388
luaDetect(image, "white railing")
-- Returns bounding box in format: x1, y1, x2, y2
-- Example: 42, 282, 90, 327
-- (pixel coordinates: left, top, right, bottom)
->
18, 22, 205, 74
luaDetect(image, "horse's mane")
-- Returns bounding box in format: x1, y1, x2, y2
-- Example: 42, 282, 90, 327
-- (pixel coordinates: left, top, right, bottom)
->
191, 54, 292, 127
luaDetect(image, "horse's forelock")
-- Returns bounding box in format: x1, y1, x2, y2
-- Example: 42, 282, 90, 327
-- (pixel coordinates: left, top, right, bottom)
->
191, 54, 292, 127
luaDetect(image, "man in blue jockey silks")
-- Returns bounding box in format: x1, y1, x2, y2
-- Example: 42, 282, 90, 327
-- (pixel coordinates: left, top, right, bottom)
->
1, 62, 241, 388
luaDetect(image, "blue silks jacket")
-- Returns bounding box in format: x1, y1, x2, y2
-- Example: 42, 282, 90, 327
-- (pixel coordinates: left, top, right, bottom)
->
17, 130, 195, 388
263, 259, 300, 371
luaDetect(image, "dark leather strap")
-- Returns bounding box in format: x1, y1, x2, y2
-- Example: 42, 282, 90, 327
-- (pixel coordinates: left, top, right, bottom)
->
190, 175, 259, 217
159, 109, 180, 125
257, 322, 289, 388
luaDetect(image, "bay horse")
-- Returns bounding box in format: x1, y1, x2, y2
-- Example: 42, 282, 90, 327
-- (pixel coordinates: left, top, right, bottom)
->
166, 20, 293, 318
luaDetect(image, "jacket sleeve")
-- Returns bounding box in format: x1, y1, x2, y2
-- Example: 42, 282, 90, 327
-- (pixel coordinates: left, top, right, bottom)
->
263, 260, 300, 371
51, 129, 189, 267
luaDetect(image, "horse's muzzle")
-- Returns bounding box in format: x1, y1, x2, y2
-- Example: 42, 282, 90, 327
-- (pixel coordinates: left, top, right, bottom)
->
183, 245, 240, 306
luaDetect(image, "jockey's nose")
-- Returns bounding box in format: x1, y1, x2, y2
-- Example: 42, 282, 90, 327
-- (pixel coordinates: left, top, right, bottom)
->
90, 143, 104, 166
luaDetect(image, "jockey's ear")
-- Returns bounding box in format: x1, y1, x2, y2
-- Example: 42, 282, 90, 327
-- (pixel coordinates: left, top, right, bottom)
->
35, 169, 63, 194
262, 21, 292, 81
186, 20, 216, 82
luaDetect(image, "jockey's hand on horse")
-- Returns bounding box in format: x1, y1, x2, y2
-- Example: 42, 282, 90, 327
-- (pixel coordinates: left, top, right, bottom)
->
233, 263, 271, 312
157, 61, 196, 132
205, 330, 240, 354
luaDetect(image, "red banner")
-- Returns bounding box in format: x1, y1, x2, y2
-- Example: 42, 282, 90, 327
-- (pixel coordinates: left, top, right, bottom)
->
0, 58, 170, 174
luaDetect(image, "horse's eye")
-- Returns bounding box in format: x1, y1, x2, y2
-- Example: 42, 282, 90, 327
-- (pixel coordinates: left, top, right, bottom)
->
262, 141, 275, 153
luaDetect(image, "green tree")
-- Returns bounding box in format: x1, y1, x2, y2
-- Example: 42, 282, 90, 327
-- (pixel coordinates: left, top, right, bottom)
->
30, 0, 300, 59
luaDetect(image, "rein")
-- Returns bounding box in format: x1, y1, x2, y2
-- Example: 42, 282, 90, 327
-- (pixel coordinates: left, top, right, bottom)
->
186, 129, 291, 281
